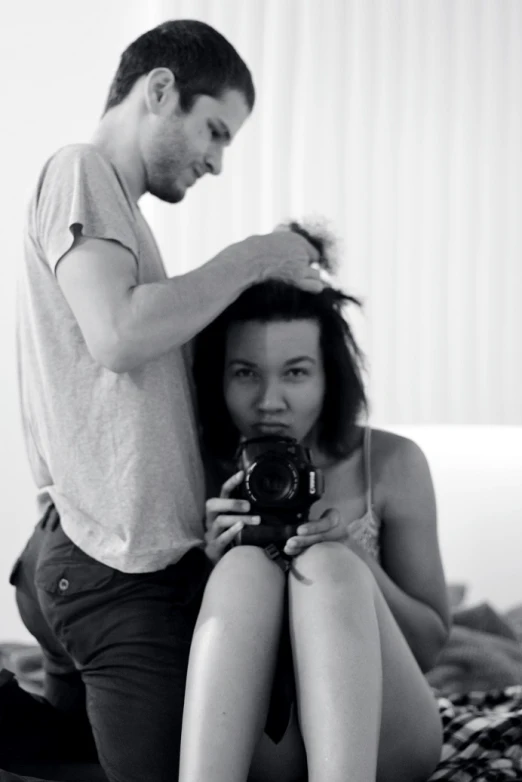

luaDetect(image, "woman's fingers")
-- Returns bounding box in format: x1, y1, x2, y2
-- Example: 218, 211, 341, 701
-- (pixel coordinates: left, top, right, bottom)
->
205, 520, 245, 564
285, 529, 342, 553
219, 470, 245, 498
204, 514, 261, 564
296, 508, 340, 537
208, 519, 245, 548
284, 508, 344, 555
208, 514, 260, 538
205, 497, 250, 527
205, 472, 249, 529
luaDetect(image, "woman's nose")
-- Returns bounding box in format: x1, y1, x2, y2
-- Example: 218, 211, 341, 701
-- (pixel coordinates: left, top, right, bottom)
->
256, 382, 286, 411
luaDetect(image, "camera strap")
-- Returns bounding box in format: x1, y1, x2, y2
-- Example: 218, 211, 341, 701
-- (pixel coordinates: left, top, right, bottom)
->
263, 543, 291, 572
263, 544, 310, 583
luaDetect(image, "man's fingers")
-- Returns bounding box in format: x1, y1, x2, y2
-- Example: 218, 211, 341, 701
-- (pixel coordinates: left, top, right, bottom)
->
270, 258, 329, 293
293, 268, 327, 294
292, 234, 320, 263
295, 278, 327, 294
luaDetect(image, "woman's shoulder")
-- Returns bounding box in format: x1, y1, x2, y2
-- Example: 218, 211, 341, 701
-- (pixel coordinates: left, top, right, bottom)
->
368, 428, 434, 510
319, 426, 429, 480
368, 427, 431, 486
369, 427, 426, 461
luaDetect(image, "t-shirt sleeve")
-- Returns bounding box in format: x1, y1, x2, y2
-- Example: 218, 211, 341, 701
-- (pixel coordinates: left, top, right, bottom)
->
35, 145, 139, 274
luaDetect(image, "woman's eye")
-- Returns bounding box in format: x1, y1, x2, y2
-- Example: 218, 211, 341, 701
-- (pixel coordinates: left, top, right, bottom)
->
286, 368, 308, 379
234, 368, 255, 379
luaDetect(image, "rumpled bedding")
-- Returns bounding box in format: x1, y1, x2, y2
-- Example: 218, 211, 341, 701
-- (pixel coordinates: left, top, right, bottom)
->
425, 602, 522, 780
427, 602, 522, 695
2, 597, 522, 781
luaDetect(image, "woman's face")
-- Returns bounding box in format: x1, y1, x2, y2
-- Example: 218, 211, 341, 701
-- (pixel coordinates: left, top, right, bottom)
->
223, 318, 326, 446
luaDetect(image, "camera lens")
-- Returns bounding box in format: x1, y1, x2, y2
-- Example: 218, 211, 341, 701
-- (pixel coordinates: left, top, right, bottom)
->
247, 457, 298, 504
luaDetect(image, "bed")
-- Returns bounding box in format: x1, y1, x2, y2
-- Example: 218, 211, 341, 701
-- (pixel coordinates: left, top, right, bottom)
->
1, 424, 521, 781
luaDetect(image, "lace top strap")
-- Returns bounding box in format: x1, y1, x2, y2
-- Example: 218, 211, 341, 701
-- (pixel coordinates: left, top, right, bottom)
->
363, 425, 373, 513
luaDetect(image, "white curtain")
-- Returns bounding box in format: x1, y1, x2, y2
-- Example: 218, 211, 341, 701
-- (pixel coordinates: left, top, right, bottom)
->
143, 0, 522, 425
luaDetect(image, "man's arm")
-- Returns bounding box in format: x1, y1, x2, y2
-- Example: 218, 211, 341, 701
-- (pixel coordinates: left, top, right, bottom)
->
56, 231, 320, 372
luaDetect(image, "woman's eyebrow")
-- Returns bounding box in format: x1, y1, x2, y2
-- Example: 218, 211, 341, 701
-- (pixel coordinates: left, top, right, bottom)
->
284, 356, 316, 366
226, 358, 257, 367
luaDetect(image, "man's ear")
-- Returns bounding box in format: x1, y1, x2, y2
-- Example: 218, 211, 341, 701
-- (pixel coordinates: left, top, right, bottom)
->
144, 68, 178, 115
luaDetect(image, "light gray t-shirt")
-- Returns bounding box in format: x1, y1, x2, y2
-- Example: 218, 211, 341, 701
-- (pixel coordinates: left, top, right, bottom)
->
16, 143, 206, 572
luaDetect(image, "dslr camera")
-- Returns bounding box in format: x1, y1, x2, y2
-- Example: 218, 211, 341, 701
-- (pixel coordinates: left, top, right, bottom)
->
231, 435, 324, 549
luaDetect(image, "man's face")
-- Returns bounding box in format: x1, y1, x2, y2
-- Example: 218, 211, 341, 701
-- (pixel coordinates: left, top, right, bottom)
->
142, 88, 250, 203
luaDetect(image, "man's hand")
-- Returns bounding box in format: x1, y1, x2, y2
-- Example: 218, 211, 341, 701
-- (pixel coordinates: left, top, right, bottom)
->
227, 231, 326, 294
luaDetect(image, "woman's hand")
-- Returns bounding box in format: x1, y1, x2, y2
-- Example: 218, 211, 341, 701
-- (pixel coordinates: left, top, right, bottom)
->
283, 508, 370, 562
204, 471, 261, 564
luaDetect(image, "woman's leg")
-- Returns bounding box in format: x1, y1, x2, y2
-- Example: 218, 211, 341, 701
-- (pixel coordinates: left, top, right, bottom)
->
179, 545, 286, 782
288, 542, 382, 782
288, 542, 443, 782
249, 540, 382, 782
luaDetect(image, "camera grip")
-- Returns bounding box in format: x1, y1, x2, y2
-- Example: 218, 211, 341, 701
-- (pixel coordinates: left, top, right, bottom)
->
235, 524, 298, 548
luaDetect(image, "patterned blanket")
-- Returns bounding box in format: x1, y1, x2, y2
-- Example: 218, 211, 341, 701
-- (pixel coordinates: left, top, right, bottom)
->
430, 687, 522, 781
2, 600, 522, 781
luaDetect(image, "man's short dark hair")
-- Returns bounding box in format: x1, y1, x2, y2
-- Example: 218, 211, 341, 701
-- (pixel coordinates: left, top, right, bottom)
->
104, 19, 255, 114
193, 227, 368, 465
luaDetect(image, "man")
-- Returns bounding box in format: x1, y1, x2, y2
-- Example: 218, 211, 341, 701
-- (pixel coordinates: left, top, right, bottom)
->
2, 19, 320, 782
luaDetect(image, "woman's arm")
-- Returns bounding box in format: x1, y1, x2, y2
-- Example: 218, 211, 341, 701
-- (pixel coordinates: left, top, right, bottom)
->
360, 433, 451, 672
286, 432, 451, 672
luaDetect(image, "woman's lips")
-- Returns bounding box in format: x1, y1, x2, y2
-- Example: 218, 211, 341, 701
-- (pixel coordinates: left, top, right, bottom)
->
253, 423, 289, 434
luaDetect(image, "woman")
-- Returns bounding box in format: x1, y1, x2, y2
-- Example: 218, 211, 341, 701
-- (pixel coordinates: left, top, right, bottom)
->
179, 225, 450, 782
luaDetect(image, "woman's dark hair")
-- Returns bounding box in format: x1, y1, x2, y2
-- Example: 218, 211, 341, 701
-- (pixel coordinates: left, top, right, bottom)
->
104, 20, 255, 114
193, 222, 368, 464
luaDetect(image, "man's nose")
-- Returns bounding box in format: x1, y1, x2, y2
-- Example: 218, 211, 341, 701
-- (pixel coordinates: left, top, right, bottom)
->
204, 147, 223, 176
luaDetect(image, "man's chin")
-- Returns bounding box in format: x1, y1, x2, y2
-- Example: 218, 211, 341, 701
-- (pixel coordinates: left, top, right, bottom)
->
150, 184, 186, 204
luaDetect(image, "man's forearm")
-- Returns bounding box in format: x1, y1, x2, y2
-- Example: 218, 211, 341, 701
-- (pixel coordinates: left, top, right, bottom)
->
110, 250, 264, 372
363, 554, 450, 673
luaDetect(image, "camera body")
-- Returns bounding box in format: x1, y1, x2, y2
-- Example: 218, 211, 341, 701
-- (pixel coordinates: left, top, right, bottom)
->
231, 435, 324, 549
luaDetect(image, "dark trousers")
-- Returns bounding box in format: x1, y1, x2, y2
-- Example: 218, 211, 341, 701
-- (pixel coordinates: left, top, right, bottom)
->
4, 506, 212, 782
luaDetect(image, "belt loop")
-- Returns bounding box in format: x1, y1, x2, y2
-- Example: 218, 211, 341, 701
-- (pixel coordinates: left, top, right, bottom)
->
50, 505, 60, 531
40, 504, 54, 529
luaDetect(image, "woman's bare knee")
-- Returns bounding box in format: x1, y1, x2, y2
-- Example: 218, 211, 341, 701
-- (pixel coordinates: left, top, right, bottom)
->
216, 544, 284, 583
292, 541, 374, 590
199, 545, 285, 619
